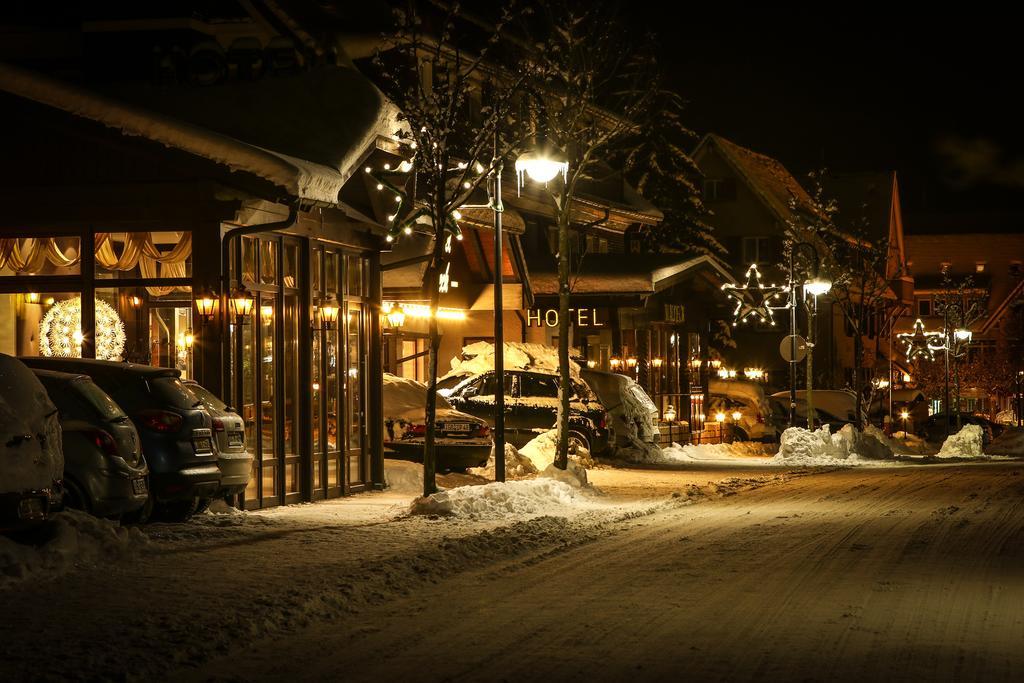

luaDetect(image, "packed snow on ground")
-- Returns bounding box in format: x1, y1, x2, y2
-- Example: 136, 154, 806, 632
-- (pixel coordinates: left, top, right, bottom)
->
469, 442, 539, 479
628, 440, 774, 465
0, 510, 146, 587
442, 341, 582, 383
936, 424, 985, 458
774, 424, 894, 465
986, 427, 1024, 456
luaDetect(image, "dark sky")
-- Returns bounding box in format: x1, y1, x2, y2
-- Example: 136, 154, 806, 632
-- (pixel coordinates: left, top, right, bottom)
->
633, 5, 1023, 229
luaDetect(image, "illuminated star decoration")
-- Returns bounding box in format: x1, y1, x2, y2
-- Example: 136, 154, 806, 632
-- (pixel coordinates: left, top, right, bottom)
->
896, 318, 944, 363
720, 263, 786, 327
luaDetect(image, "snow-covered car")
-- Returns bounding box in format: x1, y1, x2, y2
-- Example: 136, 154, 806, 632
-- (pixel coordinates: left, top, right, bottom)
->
709, 379, 775, 442
383, 373, 492, 471
768, 389, 865, 433
33, 368, 149, 519
446, 370, 608, 456
0, 354, 63, 533
581, 369, 659, 449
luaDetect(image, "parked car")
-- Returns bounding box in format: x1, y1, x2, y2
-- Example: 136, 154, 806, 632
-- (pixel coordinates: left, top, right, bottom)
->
20, 358, 218, 521
32, 369, 149, 518
921, 413, 1003, 445
709, 378, 776, 442
580, 369, 659, 450
445, 369, 609, 455
0, 354, 63, 533
183, 380, 252, 506
768, 389, 864, 433
383, 373, 491, 471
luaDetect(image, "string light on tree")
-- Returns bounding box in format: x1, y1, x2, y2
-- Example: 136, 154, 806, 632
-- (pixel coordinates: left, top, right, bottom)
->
39, 297, 126, 360
720, 263, 786, 327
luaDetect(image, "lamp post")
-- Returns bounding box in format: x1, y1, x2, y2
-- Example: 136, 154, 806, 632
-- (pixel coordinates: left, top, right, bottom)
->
804, 275, 832, 428
787, 242, 825, 428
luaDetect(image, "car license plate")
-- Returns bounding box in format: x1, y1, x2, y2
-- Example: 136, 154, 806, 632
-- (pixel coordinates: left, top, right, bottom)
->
228, 432, 244, 448
193, 436, 213, 453
445, 423, 471, 432
131, 477, 148, 495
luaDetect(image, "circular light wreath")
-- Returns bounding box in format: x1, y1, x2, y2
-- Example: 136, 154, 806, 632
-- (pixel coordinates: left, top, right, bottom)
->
39, 297, 126, 360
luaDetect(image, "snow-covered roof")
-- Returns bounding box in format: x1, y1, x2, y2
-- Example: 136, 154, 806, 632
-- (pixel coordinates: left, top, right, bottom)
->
696, 134, 820, 225
0, 62, 402, 206
530, 254, 735, 297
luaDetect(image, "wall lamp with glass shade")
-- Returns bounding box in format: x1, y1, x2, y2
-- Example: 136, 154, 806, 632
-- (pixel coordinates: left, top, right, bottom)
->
385, 302, 406, 329
194, 290, 219, 324
23, 292, 41, 304
313, 298, 340, 331
229, 285, 254, 324
954, 328, 972, 343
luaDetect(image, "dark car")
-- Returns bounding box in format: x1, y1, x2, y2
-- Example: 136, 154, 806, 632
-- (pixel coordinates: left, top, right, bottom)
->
20, 358, 218, 521
383, 374, 492, 471
445, 370, 608, 455
922, 413, 1002, 445
33, 369, 149, 519
1, 354, 62, 534
184, 380, 252, 505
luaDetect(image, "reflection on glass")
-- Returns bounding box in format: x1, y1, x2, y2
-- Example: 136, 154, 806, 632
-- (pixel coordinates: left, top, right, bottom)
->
260, 294, 276, 499
283, 294, 299, 494
260, 239, 278, 285
242, 237, 256, 285
347, 304, 364, 485
283, 243, 298, 289
347, 254, 364, 297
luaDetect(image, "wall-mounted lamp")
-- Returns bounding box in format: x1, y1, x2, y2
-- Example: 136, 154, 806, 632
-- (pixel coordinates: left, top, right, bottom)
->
23, 292, 41, 304
314, 297, 341, 331
129, 295, 143, 309
260, 304, 274, 323
195, 290, 219, 324
229, 286, 255, 324
651, 357, 664, 369
385, 302, 406, 329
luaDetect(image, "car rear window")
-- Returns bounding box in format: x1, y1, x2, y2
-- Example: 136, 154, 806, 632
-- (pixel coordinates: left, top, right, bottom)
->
187, 382, 228, 412
150, 376, 202, 410
74, 379, 126, 421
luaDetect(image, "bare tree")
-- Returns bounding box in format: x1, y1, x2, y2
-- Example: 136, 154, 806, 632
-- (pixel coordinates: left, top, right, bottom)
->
372, 1, 528, 495
517, 0, 656, 469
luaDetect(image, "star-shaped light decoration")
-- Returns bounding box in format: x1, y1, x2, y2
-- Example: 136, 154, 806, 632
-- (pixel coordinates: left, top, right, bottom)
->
896, 318, 944, 363
721, 263, 786, 327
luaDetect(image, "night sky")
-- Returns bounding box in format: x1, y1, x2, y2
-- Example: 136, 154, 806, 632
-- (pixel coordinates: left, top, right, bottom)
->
635, 6, 1022, 230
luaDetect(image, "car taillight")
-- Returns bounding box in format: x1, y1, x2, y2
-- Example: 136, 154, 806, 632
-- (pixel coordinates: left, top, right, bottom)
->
756, 412, 764, 424
407, 424, 426, 437
476, 424, 491, 438
599, 413, 608, 430
136, 410, 183, 433
86, 429, 120, 457
212, 417, 225, 432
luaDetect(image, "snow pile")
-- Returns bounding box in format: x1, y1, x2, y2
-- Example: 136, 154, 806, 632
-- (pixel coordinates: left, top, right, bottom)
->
443, 341, 581, 382
936, 424, 985, 458
635, 440, 773, 464
470, 443, 539, 479
409, 478, 582, 519
863, 424, 927, 455
385, 458, 425, 494
986, 427, 1024, 456
541, 461, 589, 488
0, 510, 146, 586
774, 424, 894, 465
518, 430, 593, 470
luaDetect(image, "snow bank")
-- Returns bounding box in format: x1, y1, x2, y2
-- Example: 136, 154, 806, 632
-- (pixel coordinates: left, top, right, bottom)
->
541, 461, 588, 488
986, 427, 1024, 456
774, 424, 893, 465
409, 478, 582, 519
469, 443, 539, 479
0, 510, 146, 587
863, 424, 928, 455
634, 441, 774, 465
384, 458, 425, 494
936, 424, 985, 458
518, 430, 593, 470
443, 341, 581, 382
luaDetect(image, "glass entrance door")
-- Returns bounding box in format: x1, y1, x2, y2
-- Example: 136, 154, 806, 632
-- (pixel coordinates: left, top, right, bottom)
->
346, 302, 367, 489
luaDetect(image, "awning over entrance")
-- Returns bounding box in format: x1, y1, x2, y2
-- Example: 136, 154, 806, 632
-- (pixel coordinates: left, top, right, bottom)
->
0, 61, 402, 207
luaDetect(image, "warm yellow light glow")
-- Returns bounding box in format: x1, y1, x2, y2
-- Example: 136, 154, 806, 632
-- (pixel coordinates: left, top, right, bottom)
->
129, 295, 143, 308
385, 302, 406, 329
651, 357, 664, 368
902, 372, 912, 383
804, 277, 832, 296
319, 299, 340, 328
230, 286, 254, 319
626, 357, 637, 368
260, 304, 274, 321
743, 367, 764, 380
195, 293, 218, 321
664, 405, 676, 423
609, 357, 622, 369
23, 292, 41, 304
732, 411, 743, 421
900, 410, 910, 420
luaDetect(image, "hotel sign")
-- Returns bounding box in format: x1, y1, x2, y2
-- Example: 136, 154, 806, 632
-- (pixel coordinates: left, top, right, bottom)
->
526, 307, 605, 328
663, 303, 685, 324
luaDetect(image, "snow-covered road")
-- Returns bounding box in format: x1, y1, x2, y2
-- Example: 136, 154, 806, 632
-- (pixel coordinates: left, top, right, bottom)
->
3, 463, 1023, 681
192, 463, 1024, 682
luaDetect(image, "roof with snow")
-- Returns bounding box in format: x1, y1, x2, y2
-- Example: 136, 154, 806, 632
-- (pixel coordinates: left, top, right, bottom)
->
530, 254, 735, 297
0, 61, 402, 206
695, 134, 819, 225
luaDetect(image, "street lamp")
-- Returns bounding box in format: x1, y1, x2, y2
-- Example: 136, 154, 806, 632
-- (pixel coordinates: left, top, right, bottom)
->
514, 139, 569, 190
664, 404, 676, 445
803, 273, 832, 429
